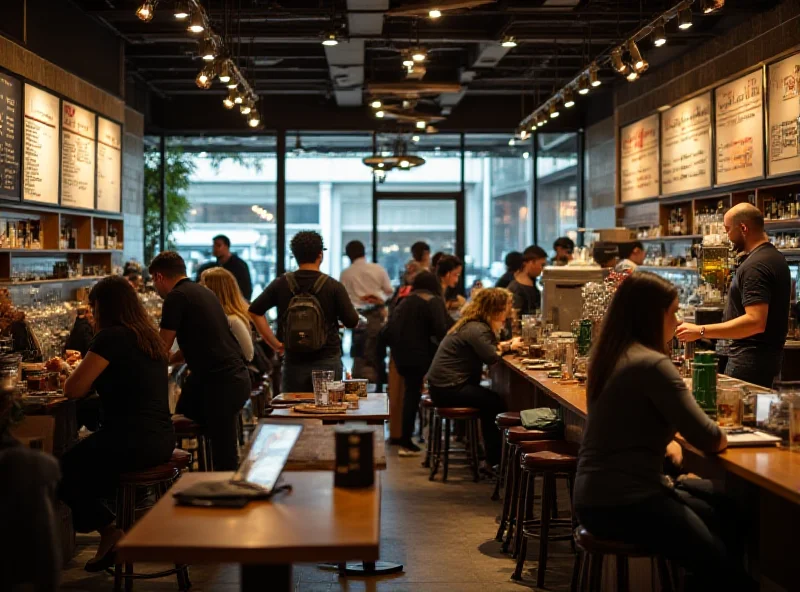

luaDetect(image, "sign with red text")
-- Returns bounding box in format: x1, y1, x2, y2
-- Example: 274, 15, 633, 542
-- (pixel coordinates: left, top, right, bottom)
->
715, 70, 764, 185
767, 53, 800, 177
620, 114, 659, 202
23, 84, 60, 204
61, 101, 96, 209
96, 117, 121, 212
661, 93, 712, 195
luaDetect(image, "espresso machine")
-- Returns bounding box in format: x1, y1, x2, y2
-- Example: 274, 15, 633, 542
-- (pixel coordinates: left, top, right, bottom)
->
541, 266, 607, 331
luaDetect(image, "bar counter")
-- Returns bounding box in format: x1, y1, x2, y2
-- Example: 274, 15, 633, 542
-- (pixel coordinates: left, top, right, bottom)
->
491, 355, 800, 590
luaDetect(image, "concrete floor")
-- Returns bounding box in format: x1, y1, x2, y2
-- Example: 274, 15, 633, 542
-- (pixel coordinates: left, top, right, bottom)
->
60, 440, 575, 592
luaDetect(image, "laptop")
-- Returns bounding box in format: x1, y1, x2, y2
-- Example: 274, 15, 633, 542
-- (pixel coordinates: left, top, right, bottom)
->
174, 422, 303, 507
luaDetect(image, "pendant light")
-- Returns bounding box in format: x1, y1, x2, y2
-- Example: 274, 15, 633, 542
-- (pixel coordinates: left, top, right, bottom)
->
218, 61, 232, 84
248, 109, 261, 128
549, 102, 559, 119
370, 100, 382, 109
412, 48, 427, 62
628, 40, 647, 73
578, 75, 590, 95
501, 36, 517, 48
173, 1, 190, 20
223, 91, 236, 109
322, 32, 339, 46
563, 88, 575, 108
652, 22, 667, 47
188, 11, 205, 34
195, 65, 214, 89
240, 98, 254, 115
199, 38, 216, 62
678, 8, 693, 30
589, 65, 601, 87
135, 1, 154, 22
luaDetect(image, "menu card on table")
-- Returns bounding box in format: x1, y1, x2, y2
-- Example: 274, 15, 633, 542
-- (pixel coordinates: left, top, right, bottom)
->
661, 93, 712, 195
23, 84, 60, 205
715, 70, 765, 185
96, 117, 121, 212
61, 101, 96, 209
620, 114, 660, 203
767, 53, 800, 177
0, 73, 22, 200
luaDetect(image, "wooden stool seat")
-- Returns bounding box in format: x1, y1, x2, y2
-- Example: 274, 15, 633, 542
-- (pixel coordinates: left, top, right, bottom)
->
506, 425, 552, 444
520, 441, 578, 471
435, 407, 480, 419
172, 416, 203, 433
172, 416, 212, 471
573, 526, 648, 557
420, 394, 434, 407
169, 448, 192, 471
495, 411, 522, 427
119, 453, 183, 485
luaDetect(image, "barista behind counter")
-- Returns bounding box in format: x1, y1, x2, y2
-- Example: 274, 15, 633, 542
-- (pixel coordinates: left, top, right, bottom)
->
678, 204, 790, 388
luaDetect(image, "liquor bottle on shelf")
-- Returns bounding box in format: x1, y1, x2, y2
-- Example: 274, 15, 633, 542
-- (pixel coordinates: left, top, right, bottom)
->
678, 208, 687, 236
771, 198, 778, 221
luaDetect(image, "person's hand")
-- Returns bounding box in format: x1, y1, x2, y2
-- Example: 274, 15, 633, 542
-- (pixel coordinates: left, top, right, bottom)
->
665, 440, 683, 468
273, 341, 285, 356
509, 337, 524, 352
675, 322, 702, 342
360, 294, 384, 305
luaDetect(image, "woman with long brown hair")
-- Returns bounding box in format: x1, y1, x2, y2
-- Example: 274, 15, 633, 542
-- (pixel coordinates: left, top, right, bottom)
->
201, 267, 255, 361
574, 272, 741, 591
59, 276, 174, 572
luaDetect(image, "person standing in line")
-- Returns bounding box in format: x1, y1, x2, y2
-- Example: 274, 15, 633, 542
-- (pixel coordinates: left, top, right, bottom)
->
507, 245, 547, 315
678, 203, 790, 388
552, 236, 575, 266
249, 231, 359, 393
616, 241, 647, 272
200, 267, 255, 362
495, 251, 523, 289
340, 240, 394, 383
195, 234, 253, 301
436, 255, 464, 311
411, 241, 432, 270
149, 251, 251, 471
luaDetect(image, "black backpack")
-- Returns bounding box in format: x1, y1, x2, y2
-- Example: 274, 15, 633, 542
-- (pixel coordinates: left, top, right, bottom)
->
283, 272, 329, 353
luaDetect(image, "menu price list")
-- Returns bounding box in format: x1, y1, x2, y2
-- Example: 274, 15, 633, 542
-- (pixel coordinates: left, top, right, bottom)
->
61, 101, 96, 209
0, 74, 21, 199
661, 94, 712, 195
715, 71, 764, 185
620, 114, 660, 203
768, 54, 800, 177
23, 84, 60, 205
96, 117, 121, 212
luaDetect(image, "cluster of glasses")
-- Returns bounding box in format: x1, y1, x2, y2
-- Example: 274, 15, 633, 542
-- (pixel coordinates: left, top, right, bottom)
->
311, 370, 345, 406
17, 295, 77, 360
140, 290, 163, 324
770, 233, 800, 250
581, 281, 614, 325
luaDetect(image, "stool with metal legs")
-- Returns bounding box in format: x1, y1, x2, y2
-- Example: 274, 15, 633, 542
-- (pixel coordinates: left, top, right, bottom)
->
491, 411, 522, 501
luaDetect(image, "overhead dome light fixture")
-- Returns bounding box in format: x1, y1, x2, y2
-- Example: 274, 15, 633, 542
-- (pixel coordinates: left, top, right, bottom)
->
564, 88, 575, 108
322, 32, 339, 46
199, 37, 216, 62
173, 1, 190, 20
223, 91, 236, 109
370, 100, 382, 109
549, 102, 560, 119
678, 8, 693, 30
589, 65, 601, 87
135, 1, 155, 22
611, 48, 629, 74
628, 40, 647, 73
429, 9, 442, 19
188, 11, 205, 33
501, 36, 517, 48
412, 48, 427, 62
701, 0, 724, 14
415, 120, 427, 129
652, 22, 667, 47
195, 66, 214, 89
248, 110, 261, 128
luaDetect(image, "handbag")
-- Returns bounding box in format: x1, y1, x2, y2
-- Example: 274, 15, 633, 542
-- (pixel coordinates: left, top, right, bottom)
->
520, 408, 564, 433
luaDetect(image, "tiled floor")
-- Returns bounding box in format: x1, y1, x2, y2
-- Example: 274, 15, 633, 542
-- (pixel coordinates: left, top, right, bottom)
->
61, 439, 574, 592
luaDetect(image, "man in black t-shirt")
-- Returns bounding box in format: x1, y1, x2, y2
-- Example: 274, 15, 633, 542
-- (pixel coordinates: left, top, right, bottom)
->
507, 245, 547, 315
249, 231, 359, 393
149, 251, 251, 470
678, 204, 790, 388
195, 235, 253, 301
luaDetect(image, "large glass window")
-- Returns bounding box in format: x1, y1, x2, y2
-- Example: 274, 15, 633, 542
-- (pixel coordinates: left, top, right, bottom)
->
536, 133, 579, 259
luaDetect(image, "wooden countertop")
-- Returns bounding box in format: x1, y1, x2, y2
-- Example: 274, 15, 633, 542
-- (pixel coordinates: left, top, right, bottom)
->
499, 356, 800, 505
270, 393, 389, 423
283, 422, 387, 471
117, 471, 381, 565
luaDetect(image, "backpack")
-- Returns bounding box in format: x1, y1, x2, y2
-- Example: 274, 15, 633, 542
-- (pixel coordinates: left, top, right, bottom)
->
283, 272, 329, 353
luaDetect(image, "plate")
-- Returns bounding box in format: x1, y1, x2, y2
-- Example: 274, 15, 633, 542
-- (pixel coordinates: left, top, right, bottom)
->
293, 403, 349, 415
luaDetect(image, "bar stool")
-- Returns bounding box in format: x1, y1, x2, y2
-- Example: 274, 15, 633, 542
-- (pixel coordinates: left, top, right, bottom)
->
491, 411, 522, 501
495, 426, 556, 551
428, 407, 481, 482
113, 449, 191, 591
172, 416, 212, 472
573, 526, 676, 592
420, 394, 435, 468
511, 440, 579, 588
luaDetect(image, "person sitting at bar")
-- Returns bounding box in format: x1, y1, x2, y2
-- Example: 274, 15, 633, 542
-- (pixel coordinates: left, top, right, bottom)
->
385, 271, 452, 457
436, 254, 464, 311
249, 231, 359, 393
200, 267, 255, 362
495, 251, 523, 289
615, 240, 646, 272
426, 288, 513, 473
59, 276, 174, 572
507, 245, 547, 315
149, 251, 251, 471
592, 241, 620, 269
574, 272, 743, 591
552, 236, 574, 266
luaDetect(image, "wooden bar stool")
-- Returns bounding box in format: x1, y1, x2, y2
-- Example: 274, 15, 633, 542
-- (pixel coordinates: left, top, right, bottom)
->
511, 440, 579, 588
113, 449, 191, 591
428, 407, 481, 482
172, 416, 213, 471
491, 411, 522, 501
573, 526, 676, 592
420, 394, 435, 468
495, 426, 556, 551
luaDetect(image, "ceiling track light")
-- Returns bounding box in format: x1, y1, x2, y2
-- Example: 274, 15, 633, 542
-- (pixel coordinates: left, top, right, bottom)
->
611, 48, 629, 75
678, 8, 693, 30
578, 75, 590, 95
188, 10, 205, 33
429, 9, 442, 19
223, 90, 236, 109
519, 129, 529, 140
589, 65, 601, 88
173, 1, 190, 20
628, 40, 647, 73
626, 68, 640, 82
701, 0, 724, 14
233, 91, 244, 105
248, 109, 261, 128
411, 48, 427, 62
370, 99, 382, 109
322, 32, 339, 46
563, 88, 575, 108
199, 37, 216, 62
416, 120, 427, 129
375, 110, 385, 118
549, 102, 559, 119
135, 0, 155, 22
240, 99, 253, 115
652, 22, 667, 47
218, 61, 232, 84
501, 35, 517, 48
195, 65, 214, 89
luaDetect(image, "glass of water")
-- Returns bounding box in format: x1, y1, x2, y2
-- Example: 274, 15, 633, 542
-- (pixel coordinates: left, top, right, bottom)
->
312, 370, 334, 406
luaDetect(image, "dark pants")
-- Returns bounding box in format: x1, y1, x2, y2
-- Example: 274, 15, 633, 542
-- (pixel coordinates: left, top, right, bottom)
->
177, 369, 251, 471
59, 429, 174, 533
429, 383, 506, 465
576, 479, 751, 592
726, 349, 783, 388
281, 356, 343, 394
351, 308, 386, 384
397, 364, 427, 445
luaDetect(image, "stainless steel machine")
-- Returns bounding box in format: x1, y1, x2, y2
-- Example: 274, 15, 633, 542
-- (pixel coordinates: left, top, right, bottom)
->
541, 266, 607, 331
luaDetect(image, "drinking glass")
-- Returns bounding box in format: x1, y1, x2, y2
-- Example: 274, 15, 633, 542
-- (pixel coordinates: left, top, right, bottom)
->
312, 370, 334, 406
327, 381, 345, 405
716, 386, 744, 428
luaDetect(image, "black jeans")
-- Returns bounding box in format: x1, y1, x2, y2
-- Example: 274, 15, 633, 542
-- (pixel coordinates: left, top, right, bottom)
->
397, 364, 427, 445
576, 479, 751, 592
726, 349, 783, 388
429, 383, 506, 465
351, 308, 386, 384
281, 356, 343, 394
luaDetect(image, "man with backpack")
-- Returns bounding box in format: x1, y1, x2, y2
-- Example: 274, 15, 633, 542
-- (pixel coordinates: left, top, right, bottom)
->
249, 231, 360, 393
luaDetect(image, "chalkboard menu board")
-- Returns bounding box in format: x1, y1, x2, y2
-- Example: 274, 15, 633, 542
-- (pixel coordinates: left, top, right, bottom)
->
96, 117, 121, 212
767, 53, 800, 177
23, 84, 60, 204
0, 73, 22, 200
61, 101, 96, 209
715, 70, 765, 185
661, 93, 713, 196
620, 114, 660, 203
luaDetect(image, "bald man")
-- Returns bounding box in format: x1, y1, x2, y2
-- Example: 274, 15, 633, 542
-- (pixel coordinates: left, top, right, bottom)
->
677, 203, 790, 387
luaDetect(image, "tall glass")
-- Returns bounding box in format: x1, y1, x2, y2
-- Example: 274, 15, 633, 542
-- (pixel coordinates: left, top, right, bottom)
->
312, 370, 334, 406
716, 386, 743, 428
776, 381, 800, 451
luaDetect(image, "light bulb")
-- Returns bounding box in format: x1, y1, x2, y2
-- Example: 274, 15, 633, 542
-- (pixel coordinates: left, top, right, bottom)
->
501, 36, 517, 48
628, 40, 646, 72
564, 88, 575, 108
412, 135, 420, 142
400, 160, 410, 169
412, 49, 427, 62
375, 110, 385, 118
248, 110, 261, 128
416, 120, 426, 129
135, 1, 154, 22
195, 66, 213, 89
611, 48, 628, 74
218, 62, 231, 84
370, 100, 382, 109
429, 9, 442, 19
223, 92, 235, 109
523, 152, 530, 159
188, 11, 205, 33
701, 0, 723, 14
578, 75, 590, 95
402, 58, 414, 68
549, 103, 559, 119
589, 65, 601, 87
678, 8, 693, 30
508, 138, 516, 146
234, 91, 244, 105
322, 33, 339, 46
173, 1, 190, 20
627, 69, 639, 82
199, 38, 216, 62
520, 130, 529, 140
240, 102, 252, 115
653, 23, 667, 47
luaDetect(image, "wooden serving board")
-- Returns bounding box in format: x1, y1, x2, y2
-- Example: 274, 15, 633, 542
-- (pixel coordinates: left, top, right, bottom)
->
293, 403, 350, 415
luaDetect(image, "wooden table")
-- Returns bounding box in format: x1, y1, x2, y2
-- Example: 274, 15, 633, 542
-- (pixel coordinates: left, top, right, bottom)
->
116, 471, 380, 592
270, 393, 389, 424
284, 422, 387, 471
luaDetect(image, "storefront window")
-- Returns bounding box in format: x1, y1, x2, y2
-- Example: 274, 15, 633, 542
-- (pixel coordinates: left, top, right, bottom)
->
536, 133, 578, 258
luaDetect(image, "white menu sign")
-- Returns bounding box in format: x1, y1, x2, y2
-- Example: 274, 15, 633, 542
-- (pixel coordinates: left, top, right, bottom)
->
661, 93, 712, 195
715, 70, 764, 185
96, 117, 121, 212
61, 101, 96, 209
767, 53, 800, 177
23, 84, 60, 204
620, 114, 659, 202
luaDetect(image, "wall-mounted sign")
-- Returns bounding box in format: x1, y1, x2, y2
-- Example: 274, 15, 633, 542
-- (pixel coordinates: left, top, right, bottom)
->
661, 93, 713, 195
620, 114, 660, 203
61, 101, 96, 209
715, 70, 764, 185
0, 73, 22, 200
767, 53, 800, 177
23, 84, 60, 204
96, 116, 121, 212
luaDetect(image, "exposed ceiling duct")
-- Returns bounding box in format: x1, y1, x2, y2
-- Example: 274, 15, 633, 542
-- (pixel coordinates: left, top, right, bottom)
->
437, 43, 510, 115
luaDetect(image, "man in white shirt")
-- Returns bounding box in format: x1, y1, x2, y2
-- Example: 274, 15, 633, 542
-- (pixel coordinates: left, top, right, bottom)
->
340, 240, 393, 383
615, 240, 646, 272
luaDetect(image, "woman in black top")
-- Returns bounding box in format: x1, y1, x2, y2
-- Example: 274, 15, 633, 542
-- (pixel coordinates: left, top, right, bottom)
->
385, 271, 452, 455
59, 276, 174, 572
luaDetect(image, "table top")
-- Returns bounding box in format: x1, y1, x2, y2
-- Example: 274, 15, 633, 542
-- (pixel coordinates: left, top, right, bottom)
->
117, 471, 381, 565
500, 355, 800, 506
283, 422, 387, 471
270, 393, 389, 422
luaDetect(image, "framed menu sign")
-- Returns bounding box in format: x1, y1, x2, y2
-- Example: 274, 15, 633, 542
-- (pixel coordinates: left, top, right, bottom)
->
620, 114, 659, 203
0, 73, 22, 200
23, 84, 60, 204
96, 117, 121, 212
767, 53, 800, 177
61, 101, 96, 209
715, 70, 765, 185
661, 93, 713, 195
